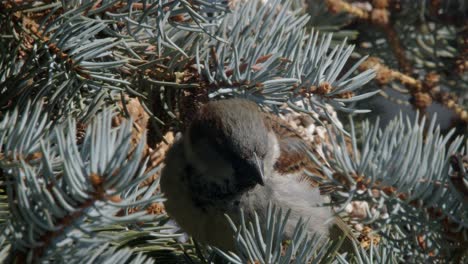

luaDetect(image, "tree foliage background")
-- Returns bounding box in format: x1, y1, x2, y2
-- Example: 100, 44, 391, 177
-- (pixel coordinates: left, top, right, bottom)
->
0, 0, 466, 263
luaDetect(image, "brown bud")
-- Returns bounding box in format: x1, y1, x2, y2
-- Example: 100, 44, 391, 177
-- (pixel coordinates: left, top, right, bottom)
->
371, 9, 389, 25
316, 82, 332, 95
413, 92, 433, 109
108, 195, 122, 203
359, 57, 393, 85
90, 173, 103, 187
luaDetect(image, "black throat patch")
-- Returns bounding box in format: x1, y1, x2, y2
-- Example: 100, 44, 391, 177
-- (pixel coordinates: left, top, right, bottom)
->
184, 163, 251, 212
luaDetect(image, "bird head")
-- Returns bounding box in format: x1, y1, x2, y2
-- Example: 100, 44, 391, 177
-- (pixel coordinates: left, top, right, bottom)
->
184, 99, 271, 201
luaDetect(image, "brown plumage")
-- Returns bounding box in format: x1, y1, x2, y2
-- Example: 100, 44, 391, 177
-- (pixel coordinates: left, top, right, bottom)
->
262, 111, 326, 187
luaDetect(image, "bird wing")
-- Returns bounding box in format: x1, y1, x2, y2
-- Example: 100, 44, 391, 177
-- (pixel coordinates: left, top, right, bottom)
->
263, 112, 358, 247
262, 113, 326, 187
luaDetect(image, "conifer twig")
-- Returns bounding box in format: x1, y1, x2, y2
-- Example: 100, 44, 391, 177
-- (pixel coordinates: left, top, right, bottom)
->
359, 57, 468, 123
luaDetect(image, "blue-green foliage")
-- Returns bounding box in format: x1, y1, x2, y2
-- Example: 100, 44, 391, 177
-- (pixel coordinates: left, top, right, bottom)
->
308, 114, 467, 261
0, 0, 465, 263
0, 103, 164, 262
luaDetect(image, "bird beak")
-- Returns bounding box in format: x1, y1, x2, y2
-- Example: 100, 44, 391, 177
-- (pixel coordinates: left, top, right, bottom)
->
253, 153, 265, 186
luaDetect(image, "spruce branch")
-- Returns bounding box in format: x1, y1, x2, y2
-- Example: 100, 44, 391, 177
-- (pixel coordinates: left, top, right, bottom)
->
323, 0, 467, 131
0, 102, 166, 262
358, 56, 468, 124
215, 204, 343, 264
309, 113, 467, 261
133, 0, 377, 136
0, 1, 128, 116
214, 203, 404, 263
0, 0, 231, 118
304, 0, 356, 31
67, 244, 155, 264
191, 0, 376, 119
0, 0, 464, 263
325, 0, 413, 74
335, 237, 400, 264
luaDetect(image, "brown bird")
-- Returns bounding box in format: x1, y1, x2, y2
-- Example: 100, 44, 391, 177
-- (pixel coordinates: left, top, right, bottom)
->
160, 98, 334, 251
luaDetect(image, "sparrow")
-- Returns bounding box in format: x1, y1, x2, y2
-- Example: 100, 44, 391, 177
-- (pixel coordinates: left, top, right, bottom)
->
160, 99, 334, 251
